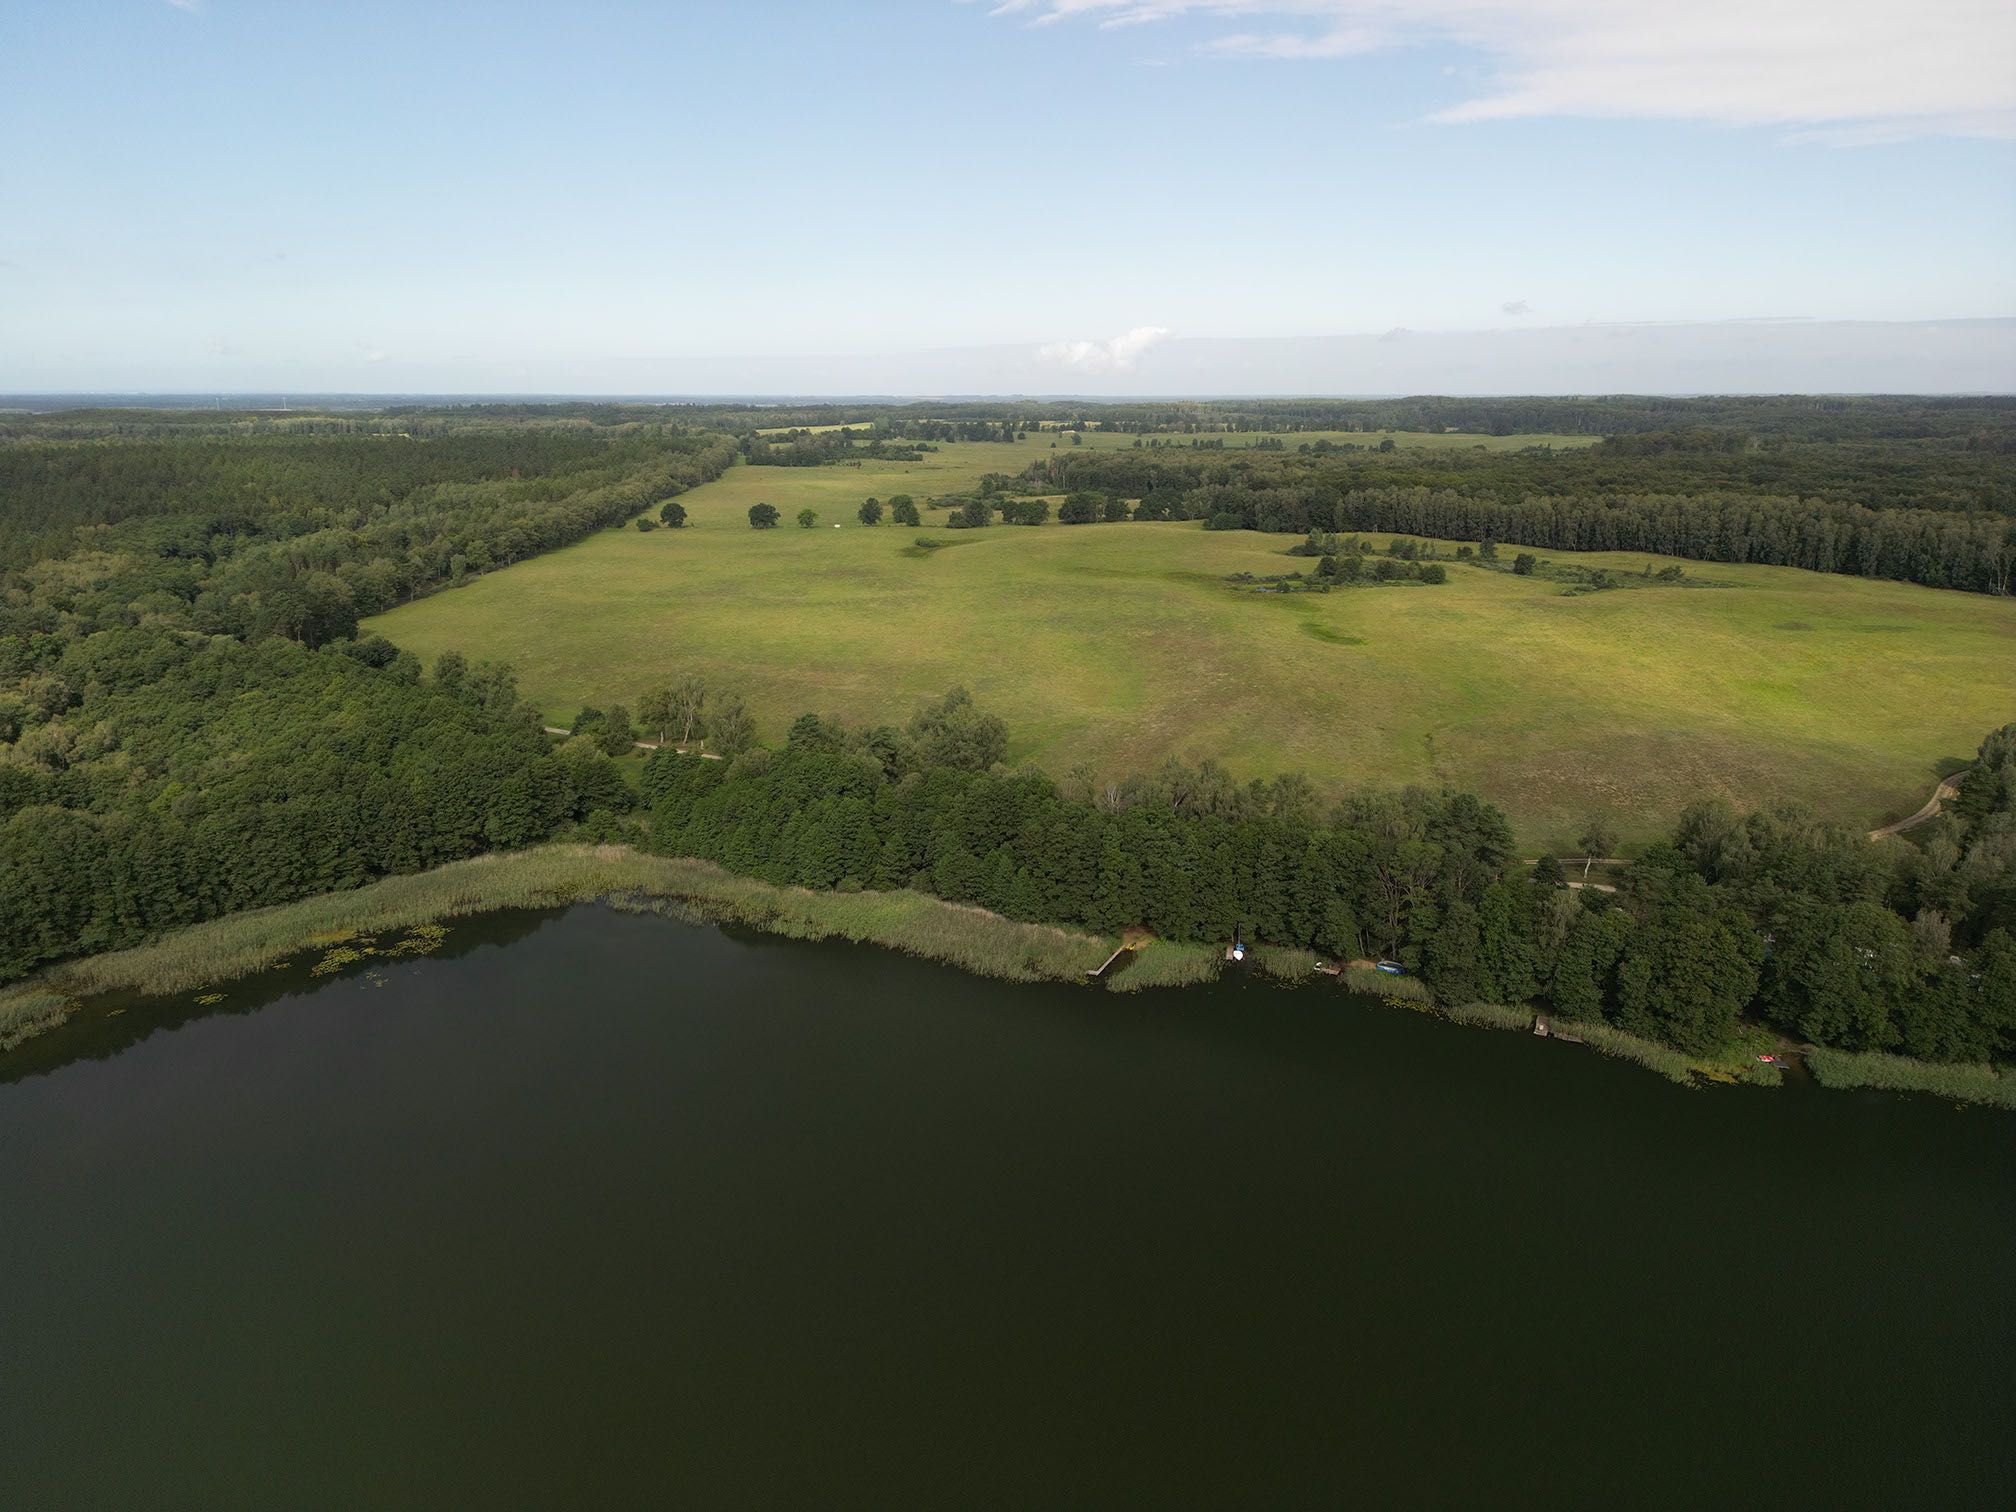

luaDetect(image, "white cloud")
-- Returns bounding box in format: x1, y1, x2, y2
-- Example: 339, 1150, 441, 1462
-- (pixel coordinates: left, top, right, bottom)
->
164, 0, 204, 12
1036, 324, 1172, 372
1501, 299, 1531, 316
987, 1, 2016, 139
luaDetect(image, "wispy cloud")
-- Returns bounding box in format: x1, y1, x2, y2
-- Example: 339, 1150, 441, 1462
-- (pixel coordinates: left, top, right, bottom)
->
164, 0, 204, 12
1036, 325, 1172, 372
986, 1, 2016, 140
1501, 299, 1531, 316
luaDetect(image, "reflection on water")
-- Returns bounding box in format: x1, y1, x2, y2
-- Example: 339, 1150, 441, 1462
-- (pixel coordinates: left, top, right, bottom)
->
0, 908, 561, 1085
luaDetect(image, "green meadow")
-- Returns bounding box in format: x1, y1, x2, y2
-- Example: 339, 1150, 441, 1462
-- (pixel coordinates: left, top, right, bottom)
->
367, 443, 2016, 850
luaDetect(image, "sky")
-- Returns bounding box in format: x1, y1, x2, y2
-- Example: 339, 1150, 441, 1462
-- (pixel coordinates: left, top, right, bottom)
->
2, 0, 2013, 394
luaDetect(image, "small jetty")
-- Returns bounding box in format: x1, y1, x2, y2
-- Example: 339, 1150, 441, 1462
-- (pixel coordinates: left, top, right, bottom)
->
1533, 1015, 1584, 1044
1087, 944, 1134, 980
1088, 927, 1154, 980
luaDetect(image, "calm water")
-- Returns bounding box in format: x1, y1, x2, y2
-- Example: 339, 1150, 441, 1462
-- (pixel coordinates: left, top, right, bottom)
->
2, 906, 2010, 1509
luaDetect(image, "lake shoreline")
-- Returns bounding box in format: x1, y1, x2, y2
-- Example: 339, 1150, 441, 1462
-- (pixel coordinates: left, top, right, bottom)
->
2, 843, 2008, 1108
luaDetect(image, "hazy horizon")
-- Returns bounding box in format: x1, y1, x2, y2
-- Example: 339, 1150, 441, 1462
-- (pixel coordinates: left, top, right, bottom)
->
4, 2, 2011, 394
7, 318, 2011, 402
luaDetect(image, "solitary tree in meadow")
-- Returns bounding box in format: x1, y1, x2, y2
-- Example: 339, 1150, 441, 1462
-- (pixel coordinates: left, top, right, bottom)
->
659, 499, 687, 528
858, 497, 883, 526
748, 502, 779, 529
889, 496, 920, 526
797, 508, 818, 529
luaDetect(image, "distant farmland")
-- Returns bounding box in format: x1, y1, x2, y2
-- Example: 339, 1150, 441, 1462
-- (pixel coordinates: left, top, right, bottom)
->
367, 440, 2016, 849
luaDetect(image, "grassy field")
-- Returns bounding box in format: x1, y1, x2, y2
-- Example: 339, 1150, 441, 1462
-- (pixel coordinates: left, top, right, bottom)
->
366, 445, 2016, 849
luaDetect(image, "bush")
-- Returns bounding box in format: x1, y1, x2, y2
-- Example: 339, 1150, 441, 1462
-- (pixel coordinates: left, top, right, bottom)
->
634, 517, 658, 532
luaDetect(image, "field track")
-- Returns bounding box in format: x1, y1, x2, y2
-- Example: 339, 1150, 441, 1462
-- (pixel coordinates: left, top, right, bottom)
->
1869, 769, 1971, 840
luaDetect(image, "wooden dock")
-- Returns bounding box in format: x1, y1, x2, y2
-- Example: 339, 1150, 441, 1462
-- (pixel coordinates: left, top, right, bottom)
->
1087, 945, 1133, 979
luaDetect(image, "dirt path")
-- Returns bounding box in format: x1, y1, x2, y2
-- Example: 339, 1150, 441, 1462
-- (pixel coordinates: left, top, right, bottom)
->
1869, 768, 1971, 841
542, 727, 721, 760
536, 729, 1969, 844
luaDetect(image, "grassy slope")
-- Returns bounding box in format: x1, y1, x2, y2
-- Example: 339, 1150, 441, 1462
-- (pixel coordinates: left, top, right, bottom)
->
366, 441, 2016, 849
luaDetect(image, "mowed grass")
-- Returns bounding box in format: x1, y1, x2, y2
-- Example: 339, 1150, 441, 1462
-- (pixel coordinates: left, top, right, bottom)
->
366, 446, 2016, 849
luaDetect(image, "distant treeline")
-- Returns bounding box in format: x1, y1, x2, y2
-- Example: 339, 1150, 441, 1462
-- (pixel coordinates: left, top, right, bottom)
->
1026, 454, 2016, 594
486, 395, 2016, 446
740, 432, 931, 467
0, 426, 735, 631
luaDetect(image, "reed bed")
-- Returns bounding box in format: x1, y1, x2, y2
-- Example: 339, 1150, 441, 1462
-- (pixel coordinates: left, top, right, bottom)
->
1250, 945, 1320, 982
0, 846, 1120, 1051
1805, 1048, 2013, 1109
1438, 1001, 1534, 1032
1104, 940, 1224, 992
1561, 1021, 1697, 1086
1343, 966, 1431, 1002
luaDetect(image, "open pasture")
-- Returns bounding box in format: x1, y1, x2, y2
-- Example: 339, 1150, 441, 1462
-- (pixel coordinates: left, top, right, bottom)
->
367, 451, 2016, 849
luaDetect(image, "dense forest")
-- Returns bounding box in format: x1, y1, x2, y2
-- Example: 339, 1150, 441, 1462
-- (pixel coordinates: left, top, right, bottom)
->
0, 416, 732, 980
633, 700, 2015, 1063
1, 404, 2011, 1071
1022, 454, 2015, 594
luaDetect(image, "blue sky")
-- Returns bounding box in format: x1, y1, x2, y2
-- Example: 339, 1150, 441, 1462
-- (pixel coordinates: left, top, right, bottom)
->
2, 0, 2012, 392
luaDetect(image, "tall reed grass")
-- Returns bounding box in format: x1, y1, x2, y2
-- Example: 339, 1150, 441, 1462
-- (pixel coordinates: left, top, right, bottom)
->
1343, 966, 1431, 1001
1805, 1048, 2013, 1109
0, 845, 1120, 1051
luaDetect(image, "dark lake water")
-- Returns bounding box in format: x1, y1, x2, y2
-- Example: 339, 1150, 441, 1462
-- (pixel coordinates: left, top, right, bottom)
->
2, 905, 2010, 1509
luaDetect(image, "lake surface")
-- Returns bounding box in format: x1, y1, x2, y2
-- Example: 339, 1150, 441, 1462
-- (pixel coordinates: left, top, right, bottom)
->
2, 905, 2010, 1509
